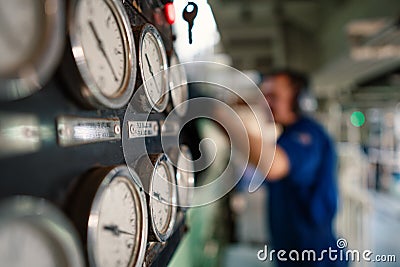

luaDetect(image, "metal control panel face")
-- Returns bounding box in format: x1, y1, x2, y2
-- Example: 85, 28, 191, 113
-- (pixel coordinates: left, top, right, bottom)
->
0, 1, 195, 266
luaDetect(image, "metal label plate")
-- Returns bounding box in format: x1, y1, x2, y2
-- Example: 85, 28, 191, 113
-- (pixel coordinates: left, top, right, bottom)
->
57, 116, 121, 147
0, 113, 41, 158
127, 121, 159, 138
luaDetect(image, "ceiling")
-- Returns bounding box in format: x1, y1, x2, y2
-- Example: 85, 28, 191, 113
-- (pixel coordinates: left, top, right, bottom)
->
208, 0, 400, 101
208, 0, 323, 74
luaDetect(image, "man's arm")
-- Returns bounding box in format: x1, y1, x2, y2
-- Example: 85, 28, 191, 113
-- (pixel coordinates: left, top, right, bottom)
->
247, 130, 290, 181
213, 103, 290, 181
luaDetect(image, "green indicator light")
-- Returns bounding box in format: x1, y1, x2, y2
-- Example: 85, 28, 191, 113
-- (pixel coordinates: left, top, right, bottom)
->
350, 111, 365, 127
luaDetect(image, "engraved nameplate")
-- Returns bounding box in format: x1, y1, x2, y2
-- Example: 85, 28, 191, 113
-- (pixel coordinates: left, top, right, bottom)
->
127, 121, 159, 138
57, 116, 121, 147
0, 113, 41, 158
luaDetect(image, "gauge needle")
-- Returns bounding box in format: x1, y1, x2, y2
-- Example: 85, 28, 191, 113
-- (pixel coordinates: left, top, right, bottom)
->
88, 20, 118, 82
153, 192, 168, 203
145, 53, 161, 95
103, 224, 135, 237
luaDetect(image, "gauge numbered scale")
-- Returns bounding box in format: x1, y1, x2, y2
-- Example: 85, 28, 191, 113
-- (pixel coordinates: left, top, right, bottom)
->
169, 52, 189, 117
135, 154, 177, 242
0, 196, 85, 267
133, 24, 169, 113
0, 0, 64, 101
67, 166, 148, 267
175, 145, 195, 210
64, 0, 136, 109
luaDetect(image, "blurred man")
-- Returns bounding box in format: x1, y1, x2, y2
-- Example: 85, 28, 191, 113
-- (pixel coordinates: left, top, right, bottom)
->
250, 70, 346, 267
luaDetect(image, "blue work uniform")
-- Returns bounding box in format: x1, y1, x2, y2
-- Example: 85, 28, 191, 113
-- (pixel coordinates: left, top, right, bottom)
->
267, 116, 347, 267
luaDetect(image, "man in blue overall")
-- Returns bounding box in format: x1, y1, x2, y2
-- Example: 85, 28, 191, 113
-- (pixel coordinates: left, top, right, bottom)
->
253, 70, 347, 267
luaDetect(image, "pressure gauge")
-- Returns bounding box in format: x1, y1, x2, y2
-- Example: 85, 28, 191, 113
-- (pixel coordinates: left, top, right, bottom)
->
66, 0, 136, 109
175, 145, 195, 210
0, 0, 64, 101
135, 154, 177, 242
169, 52, 189, 117
136, 24, 169, 112
0, 196, 85, 267
67, 166, 148, 267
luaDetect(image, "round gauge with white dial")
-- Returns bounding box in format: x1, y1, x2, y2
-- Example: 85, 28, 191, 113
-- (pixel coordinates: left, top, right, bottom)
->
150, 155, 177, 241
0, 196, 85, 267
68, 166, 147, 267
175, 145, 195, 210
68, 0, 136, 109
137, 24, 169, 112
93, 176, 141, 267
0, 222, 59, 267
151, 162, 173, 235
0, 1, 42, 75
136, 154, 177, 242
0, 0, 64, 100
169, 52, 189, 117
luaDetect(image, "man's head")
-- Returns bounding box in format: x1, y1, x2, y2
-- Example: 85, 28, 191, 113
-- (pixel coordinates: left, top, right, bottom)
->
260, 69, 308, 125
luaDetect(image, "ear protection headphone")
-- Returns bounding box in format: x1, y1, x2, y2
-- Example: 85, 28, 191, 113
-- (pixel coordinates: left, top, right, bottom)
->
266, 69, 317, 114
291, 71, 317, 114
297, 88, 317, 113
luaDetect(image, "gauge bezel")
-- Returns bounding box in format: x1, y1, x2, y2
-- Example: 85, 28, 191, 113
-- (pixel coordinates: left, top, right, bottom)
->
0, 196, 85, 267
169, 51, 189, 117
175, 145, 195, 211
137, 23, 169, 113
134, 153, 177, 242
68, 0, 137, 109
148, 154, 177, 241
86, 166, 148, 267
0, 0, 65, 101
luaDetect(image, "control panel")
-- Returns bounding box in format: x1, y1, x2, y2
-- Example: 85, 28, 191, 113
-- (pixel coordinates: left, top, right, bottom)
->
0, 0, 194, 266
